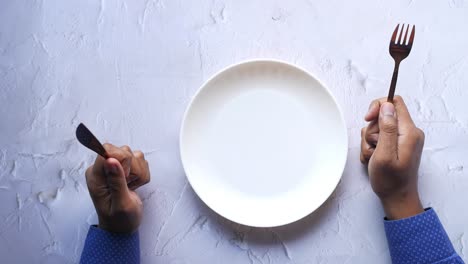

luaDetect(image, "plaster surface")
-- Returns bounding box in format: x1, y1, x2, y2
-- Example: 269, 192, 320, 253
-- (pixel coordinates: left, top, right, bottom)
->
1, 1, 467, 263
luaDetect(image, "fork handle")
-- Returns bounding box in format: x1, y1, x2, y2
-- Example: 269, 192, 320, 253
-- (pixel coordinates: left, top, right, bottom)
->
387, 61, 401, 103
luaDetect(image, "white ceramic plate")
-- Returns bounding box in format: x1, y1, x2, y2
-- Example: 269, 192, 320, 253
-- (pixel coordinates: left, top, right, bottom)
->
180, 60, 348, 227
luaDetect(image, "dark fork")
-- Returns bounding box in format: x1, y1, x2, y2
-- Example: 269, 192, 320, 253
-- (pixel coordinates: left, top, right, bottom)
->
387, 24, 415, 102
76, 123, 109, 159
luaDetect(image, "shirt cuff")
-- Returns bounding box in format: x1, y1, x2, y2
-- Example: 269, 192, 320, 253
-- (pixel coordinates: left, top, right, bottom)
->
384, 208, 458, 264
80, 225, 140, 264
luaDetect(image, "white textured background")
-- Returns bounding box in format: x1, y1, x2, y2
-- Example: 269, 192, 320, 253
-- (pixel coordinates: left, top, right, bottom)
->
1, 0, 467, 263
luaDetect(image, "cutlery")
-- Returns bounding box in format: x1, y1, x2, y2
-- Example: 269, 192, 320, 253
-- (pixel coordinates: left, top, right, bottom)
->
76, 123, 109, 159
387, 24, 415, 102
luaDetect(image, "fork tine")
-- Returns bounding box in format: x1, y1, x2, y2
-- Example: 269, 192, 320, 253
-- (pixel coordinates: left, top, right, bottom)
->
397, 24, 405, 45
402, 24, 410, 45
408, 25, 415, 46
391, 24, 399, 43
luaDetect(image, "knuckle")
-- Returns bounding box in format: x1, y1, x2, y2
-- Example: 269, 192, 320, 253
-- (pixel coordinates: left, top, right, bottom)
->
103, 143, 114, 151
363, 148, 374, 158
134, 151, 145, 159
394, 95, 404, 104
121, 145, 132, 152
360, 154, 368, 164
368, 100, 379, 112
381, 122, 397, 133
121, 146, 134, 161
360, 153, 366, 164
362, 154, 372, 164
361, 127, 366, 137
145, 167, 151, 184
125, 153, 133, 161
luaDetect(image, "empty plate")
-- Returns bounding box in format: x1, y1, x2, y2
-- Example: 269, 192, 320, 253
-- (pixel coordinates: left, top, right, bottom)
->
180, 60, 348, 227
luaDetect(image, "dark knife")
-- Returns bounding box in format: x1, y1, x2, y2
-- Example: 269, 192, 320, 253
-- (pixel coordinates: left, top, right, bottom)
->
76, 123, 109, 159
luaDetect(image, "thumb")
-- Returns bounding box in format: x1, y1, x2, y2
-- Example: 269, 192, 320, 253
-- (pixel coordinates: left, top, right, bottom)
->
374, 102, 398, 161
103, 158, 130, 201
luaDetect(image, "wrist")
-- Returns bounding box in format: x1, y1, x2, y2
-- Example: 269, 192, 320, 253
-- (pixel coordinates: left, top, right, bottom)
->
380, 192, 424, 220
98, 215, 140, 234
97, 223, 138, 234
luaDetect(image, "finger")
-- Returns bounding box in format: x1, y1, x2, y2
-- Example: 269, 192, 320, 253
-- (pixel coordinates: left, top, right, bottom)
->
360, 137, 375, 164
365, 133, 379, 146
128, 176, 150, 191
374, 102, 398, 163
365, 120, 379, 146
128, 152, 151, 191
360, 127, 375, 164
128, 151, 145, 183
121, 148, 146, 183
90, 155, 107, 186
86, 165, 108, 201
392, 96, 416, 132
103, 143, 133, 177
366, 120, 379, 134
365, 99, 383, 121
103, 158, 130, 202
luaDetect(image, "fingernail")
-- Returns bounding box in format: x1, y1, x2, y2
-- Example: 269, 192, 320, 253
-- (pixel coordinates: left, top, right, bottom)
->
105, 164, 119, 175
381, 103, 395, 117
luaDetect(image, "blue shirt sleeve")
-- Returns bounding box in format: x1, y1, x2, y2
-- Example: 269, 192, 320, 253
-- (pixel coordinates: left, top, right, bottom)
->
80, 225, 140, 264
384, 208, 464, 264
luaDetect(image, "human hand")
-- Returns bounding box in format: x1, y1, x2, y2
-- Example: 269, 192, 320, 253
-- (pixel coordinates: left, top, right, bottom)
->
360, 96, 425, 220
85, 144, 150, 233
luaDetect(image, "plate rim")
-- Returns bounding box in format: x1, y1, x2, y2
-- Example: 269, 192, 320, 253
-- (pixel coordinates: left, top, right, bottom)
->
179, 58, 348, 227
